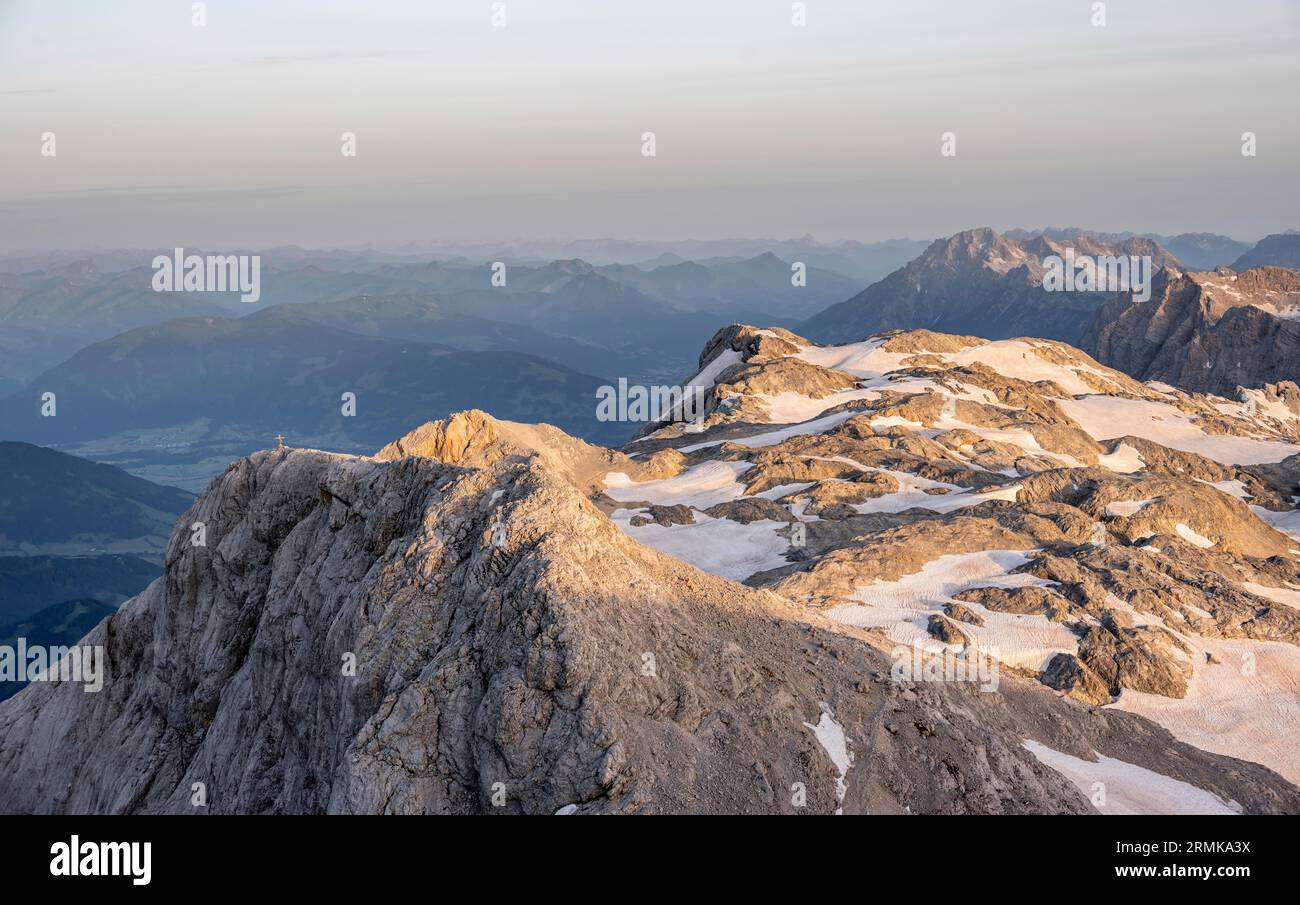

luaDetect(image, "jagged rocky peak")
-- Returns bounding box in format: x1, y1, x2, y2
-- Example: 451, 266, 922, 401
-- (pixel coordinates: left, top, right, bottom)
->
1198, 265, 1300, 313
925, 227, 1032, 274
695, 323, 806, 371
377, 409, 688, 495
3, 324, 1300, 814
376, 408, 627, 483
12, 416, 1284, 815
800, 227, 1183, 346
1083, 265, 1300, 396
911, 227, 1179, 281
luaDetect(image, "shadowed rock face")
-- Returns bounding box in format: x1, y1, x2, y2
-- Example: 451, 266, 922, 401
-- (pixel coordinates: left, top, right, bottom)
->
1083, 266, 1300, 396
4, 324, 1300, 815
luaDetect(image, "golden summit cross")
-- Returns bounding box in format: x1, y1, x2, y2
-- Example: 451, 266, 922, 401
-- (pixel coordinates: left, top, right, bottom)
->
275, 434, 284, 449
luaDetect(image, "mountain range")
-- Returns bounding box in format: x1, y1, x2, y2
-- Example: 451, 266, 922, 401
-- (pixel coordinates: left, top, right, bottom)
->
1004, 228, 1251, 271
0, 554, 160, 624
0, 245, 877, 491
0, 250, 860, 396
0, 599, 117, 702
800, 228, 1181, 345
0, 443, 191, 637
5, 228, 1299, 498
0, 260, 229, 394
0, 306, 625, 489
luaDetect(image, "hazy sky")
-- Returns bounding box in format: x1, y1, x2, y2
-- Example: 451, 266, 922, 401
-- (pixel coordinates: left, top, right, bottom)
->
2, 0, 1298, 250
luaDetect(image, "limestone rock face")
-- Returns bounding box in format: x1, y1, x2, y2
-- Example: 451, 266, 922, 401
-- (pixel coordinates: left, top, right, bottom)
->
376, 409, 630, 492
927, 614, 969, 645
1083, 266, 1300, 397
1078, 621, 1194, 699
943, 603, 986, 626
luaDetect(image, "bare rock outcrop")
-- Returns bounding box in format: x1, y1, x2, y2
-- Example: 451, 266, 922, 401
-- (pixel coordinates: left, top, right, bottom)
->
926, 614, 969, 645
1040, 653, 1112, 706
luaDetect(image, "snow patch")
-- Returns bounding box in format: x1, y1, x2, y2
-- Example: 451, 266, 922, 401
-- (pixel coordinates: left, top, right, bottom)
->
689, 348, 744, 388
679, 409, 865, 453
1058, 396, 1300, 465
944, 341, 1113, 396
603, 460, 749, 508
1112, 636, 1300, 786
1242, 582, 1300, 610
1097, 443, 1145, 474
610, 508, 791, 582
852, 470, 1021, 515
803, 703, 853, 811
1207, 479, 1250, 501
1251, 505, 1300, 541
755, 388, 879, 424
1021, 740, 1241, 815
1175, 523, 1216, 549
793, 337, 910, 378
1104, 498, 1154, 518
824, 549, 1077, 673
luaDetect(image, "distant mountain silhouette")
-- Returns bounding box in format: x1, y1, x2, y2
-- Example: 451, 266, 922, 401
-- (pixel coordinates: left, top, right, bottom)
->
0, 442, 191, 555
0, 307, 628, 457
1233, 233, 1300, 270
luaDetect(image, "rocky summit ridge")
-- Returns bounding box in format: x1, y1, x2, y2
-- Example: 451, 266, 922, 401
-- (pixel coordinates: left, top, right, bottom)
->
2, 324, 1299, 814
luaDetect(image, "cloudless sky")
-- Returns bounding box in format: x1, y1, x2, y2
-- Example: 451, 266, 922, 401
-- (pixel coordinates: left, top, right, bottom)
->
2, 0, 1298, 249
